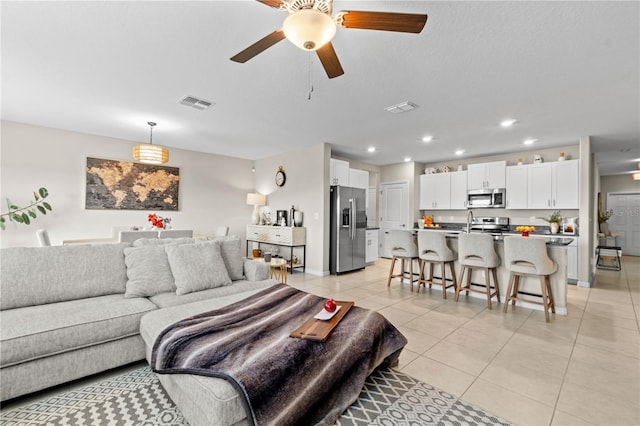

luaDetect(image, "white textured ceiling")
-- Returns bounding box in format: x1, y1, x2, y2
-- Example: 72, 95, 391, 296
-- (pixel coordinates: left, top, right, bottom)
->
2, 1, 639, 176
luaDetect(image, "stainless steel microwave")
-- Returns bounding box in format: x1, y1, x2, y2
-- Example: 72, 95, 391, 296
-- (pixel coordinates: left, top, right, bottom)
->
467, 188, 506, 208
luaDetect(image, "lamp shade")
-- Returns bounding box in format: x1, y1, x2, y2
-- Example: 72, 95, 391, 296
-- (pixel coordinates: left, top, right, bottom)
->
282, 9, 336, 51
246, 193, 266, 206
133, 144, 169, 164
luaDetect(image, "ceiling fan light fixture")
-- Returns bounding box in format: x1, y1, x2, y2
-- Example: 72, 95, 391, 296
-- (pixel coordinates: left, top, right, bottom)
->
283, 9, 336, 51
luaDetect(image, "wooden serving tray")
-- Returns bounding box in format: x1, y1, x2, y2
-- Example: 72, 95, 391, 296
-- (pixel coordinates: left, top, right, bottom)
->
290, 301, 354, 342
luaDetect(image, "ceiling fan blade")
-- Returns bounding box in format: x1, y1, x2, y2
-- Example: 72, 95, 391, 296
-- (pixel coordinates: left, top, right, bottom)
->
230, 30, 286, 63
337, 11, 427, 33
316, 42, 344, 79
256, 0, 283, 9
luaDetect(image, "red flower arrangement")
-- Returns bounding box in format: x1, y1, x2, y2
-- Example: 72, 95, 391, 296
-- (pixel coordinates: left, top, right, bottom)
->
148, 213, 171, 229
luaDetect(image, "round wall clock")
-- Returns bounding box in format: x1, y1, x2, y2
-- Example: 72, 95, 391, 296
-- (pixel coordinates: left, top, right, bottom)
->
275, 166, 286, 187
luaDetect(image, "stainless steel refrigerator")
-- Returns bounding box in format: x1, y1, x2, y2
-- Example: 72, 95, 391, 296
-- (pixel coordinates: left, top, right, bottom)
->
330, 185, 366, 274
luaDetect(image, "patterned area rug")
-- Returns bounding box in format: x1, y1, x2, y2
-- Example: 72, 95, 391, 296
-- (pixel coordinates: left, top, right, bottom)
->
0, 367, 510, 426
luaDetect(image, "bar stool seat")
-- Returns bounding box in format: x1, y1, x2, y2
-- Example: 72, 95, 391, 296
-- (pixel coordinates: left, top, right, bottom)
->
503, 236, 557, 322
455, 233, 501, 309
417, 231, 457, 298
387, 230, 419, 291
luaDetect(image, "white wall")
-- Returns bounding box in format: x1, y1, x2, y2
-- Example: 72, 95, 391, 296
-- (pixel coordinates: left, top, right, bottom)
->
253, 143, 329, 275
0, 121, 256, 247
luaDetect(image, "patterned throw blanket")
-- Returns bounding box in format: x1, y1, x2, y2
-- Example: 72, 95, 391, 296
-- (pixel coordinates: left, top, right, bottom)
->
151, 284, 407, 426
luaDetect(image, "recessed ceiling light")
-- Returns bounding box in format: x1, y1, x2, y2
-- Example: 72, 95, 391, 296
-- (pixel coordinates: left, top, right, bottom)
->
422, 136, 433, 143
500, 119, 516, 127
404, 157, 411, 162
523, 139, 537, 145
367, 146, 376, 153
455, 149, 465, 155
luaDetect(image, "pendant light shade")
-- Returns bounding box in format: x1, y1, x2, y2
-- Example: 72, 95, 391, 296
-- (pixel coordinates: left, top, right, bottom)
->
133, 122, 169, 164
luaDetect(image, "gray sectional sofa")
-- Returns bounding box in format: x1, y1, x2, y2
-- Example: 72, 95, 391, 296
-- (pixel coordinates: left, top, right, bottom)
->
0, 236, 278, 402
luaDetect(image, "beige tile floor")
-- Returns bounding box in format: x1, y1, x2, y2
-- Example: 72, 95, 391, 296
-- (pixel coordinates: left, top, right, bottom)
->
3, 256, 638, 425
287, 255, 640, 426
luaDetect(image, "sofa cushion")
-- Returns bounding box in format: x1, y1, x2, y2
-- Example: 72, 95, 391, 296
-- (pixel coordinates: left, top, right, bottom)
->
133, 237, 195, 247
165, 241, 232, 295
148, 279, 278, 308
0, 294, 157, 368
123, 246, 176, 298
0, 243, 131, 310
197, 236, 244, 280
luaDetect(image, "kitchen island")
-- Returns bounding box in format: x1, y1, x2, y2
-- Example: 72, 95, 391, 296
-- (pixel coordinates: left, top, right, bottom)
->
416, 229, 572, 315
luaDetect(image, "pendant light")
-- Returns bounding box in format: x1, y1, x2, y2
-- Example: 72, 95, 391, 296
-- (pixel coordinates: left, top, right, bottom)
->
133, 122, 169, 164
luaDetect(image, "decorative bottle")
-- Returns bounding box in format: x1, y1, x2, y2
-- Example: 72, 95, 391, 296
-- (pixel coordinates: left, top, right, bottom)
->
290, 205, 295, 227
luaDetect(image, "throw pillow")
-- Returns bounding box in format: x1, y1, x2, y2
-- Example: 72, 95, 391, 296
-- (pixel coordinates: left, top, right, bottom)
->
123, 246, 176, 298
196, 236, 243, 280
165, 241, 232, 295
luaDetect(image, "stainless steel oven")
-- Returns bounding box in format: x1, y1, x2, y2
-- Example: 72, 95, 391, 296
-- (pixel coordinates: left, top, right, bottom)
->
467, 188, 506, 208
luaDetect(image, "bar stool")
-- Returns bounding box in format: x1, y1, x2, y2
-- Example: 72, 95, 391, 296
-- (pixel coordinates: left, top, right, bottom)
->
503, 236, 557, 322
387, 230, 419, 291
417, 231, 457, 298
455, 233, 501, 309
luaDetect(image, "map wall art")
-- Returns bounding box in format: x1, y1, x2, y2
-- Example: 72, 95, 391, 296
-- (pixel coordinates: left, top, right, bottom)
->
85, 157, 179, 211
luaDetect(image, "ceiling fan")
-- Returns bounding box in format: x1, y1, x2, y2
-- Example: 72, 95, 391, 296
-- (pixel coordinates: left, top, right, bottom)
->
230, 0, 428, 79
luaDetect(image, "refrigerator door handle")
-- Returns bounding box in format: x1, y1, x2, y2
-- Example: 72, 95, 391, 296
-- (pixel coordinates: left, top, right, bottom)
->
350, 198, 356, 240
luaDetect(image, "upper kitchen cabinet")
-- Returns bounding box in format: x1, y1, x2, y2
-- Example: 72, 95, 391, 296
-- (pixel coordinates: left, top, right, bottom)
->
420, 173, 451, 210
349, 168, 369, 189
450, 171, 468, 209
527, 159, 579, 209
467, 161, 506, 190
505, 165, 528, 209
330, 159, 349, 186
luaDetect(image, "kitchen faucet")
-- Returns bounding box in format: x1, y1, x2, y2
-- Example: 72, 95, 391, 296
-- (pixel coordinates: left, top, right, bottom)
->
466, 210, 474, 233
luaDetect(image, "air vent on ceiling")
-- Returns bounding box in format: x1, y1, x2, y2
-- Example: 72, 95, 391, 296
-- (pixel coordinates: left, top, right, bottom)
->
177, 95, 214, 110
385, 101, 418, 114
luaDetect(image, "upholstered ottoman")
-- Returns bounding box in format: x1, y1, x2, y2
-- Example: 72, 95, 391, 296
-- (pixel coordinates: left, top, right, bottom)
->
139, 289, 272, 426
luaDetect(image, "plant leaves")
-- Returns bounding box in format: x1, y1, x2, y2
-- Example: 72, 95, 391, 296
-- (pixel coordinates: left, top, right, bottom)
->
33, 191, 40, 201
37, 205, 46, 214
43, 202, 52, 211
22, 213, 30, 225
11, 213, 22, 223
39, 187, 48, 198
28, 209, 37, 218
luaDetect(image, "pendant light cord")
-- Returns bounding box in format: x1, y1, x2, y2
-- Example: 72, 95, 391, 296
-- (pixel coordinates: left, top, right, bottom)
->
148, 121, 156, 145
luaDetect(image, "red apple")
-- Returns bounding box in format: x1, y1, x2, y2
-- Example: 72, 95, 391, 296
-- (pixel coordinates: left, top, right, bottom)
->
324, 299, 337, 313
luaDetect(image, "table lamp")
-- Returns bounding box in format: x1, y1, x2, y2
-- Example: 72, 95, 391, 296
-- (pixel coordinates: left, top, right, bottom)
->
246, 193, 266, 225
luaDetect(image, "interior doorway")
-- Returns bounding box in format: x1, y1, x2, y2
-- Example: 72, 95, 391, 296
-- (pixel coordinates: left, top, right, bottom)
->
606, 192, 640, 256
379, 181, 409, 258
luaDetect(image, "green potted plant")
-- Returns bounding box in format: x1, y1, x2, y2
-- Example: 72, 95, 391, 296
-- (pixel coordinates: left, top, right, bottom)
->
539, 210, 562, 234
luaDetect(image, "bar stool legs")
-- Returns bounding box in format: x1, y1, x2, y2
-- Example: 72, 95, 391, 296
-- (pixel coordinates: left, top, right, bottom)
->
387, 255, 419, 291
504, 272, 555, 322
455, 265, 500, 309
418, 259, 456, 298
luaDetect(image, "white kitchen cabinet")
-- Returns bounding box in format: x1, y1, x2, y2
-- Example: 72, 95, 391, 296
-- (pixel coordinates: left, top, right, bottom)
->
450, 171, 468, 210
365, 229, 379, 264
553, 160, 579, 209
349, 168, 369, 189
527, 160, 579, 209
467, 161, 506, 190
330, 159, 349, 186
505, 165, 528, 209
419, 173, 451, 210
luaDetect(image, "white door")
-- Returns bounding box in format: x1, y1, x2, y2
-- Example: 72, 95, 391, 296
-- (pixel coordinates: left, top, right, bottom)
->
379, 181, 409, 258
607, 193, 640, 256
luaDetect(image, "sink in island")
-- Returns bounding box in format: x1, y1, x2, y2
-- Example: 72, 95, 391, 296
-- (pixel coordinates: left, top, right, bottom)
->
414, 229, 572, 315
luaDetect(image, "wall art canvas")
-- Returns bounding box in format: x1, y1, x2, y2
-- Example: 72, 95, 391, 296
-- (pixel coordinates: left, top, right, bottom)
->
85, 157, 179, 210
